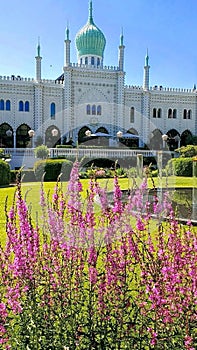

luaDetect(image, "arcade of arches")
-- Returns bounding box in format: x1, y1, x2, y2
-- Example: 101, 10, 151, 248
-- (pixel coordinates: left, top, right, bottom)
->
0, 123, 195, 150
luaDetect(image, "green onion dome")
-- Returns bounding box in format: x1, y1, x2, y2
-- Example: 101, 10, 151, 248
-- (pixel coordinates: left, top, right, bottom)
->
75, 1, 106, 58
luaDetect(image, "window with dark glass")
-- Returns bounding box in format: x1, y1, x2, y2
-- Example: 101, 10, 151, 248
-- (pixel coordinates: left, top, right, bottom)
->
92, 105, 96, 115
168, 108, 172, 118
87, 104, 91, 115
50, 102, 56, 119
91, 57, 95, 65
97, 58, 100, 66
188, 109, 192, 119
19, 101, 24, 111
153, 108, 157, 118
183, 109, 187, 119
173, 109, 177, 119
6, 100, 11, 111
25, 101, 29, 112
97, 105, 101, 115
130, 107, 135, 123
85, 57, 88, 65
157, 108, 162, 118
0, 99, 4, 110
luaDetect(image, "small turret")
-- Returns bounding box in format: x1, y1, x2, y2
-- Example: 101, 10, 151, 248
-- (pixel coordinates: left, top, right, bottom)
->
64, 23, 71, 67
118, 28, 125, 71
35, 37, 42, 81
143, 49, 150, 91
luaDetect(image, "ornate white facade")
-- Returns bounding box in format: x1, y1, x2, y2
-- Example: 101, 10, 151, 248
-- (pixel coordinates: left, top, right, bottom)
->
0, 0, 196, 156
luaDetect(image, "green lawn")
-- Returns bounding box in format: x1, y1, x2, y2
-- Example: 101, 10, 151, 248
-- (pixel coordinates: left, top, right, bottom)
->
0, 176, 196, 243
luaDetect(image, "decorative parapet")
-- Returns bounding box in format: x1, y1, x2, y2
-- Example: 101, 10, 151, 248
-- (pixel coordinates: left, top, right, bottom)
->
124, 84, 196, 93
68, 63, 119, 71
0, 75, 60, 85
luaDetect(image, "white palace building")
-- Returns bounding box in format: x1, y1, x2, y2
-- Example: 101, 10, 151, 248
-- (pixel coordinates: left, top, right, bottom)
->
0, 1, 196, 168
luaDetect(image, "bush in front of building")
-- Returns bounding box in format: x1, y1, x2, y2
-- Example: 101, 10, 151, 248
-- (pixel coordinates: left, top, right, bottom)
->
166, 158, 193, 177
0, 159, 11, 185
34, 159, 73, 181
34, 145, 49, 159
176, 145, 197, 158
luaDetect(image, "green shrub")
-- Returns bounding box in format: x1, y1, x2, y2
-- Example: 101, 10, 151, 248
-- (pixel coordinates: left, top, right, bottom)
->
166, 158, 193, 176
176, 145, 197, 158
34, 145, 49, 159
34, 159, 73, 181
0, 160, 11, 185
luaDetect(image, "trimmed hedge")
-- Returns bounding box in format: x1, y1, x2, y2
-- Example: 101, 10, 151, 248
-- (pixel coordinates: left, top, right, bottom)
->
0, 160, 11, 185
34, 159, 73, 181
166, 158, 193, 177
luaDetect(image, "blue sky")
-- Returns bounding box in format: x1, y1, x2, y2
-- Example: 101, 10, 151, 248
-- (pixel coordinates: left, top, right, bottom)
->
0, 0, 197, 88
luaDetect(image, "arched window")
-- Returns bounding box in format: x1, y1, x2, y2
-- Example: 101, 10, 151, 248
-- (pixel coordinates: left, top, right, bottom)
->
153, 108, 157, 118
92, 105, 96, 115
91, 57, 95, 65
168, 108, 172, 118
80, 58, 82, 65
173, 109, 177, 118
19, 101, 24, 111
50, 103, 56, 119
0, 99, 4, 110
157, 108, 162, 118
97, 58, 100, 66
87, 104, 91, 115
188, 110, 192, 119
183, 109, 187, 119
25, 101, 29, 112
97, 105, 102, 115
85, 57, 88, 65
130, 107, 135, 123
6, 100, 11, 111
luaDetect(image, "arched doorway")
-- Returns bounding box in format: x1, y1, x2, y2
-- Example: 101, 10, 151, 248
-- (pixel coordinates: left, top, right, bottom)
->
167, 129, 180, 151
0, 123, 14, 148
45, 126, 61, 148
181, 130, 192, 146
16, 124, 31, 148
78, 126, 93, 145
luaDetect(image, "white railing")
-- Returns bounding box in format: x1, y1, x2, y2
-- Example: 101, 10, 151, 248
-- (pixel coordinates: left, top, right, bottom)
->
49, 148, 158, 159
4, 147, 177, 159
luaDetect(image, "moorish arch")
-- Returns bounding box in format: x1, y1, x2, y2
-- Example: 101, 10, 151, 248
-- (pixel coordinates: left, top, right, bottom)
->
180, 129, 192, 146
0, 123, 14, 148
78, 126, 92, 144
16, 124, 31, 148
127, 128, 138, 135
95, 126, 109, 134
45, 125, 61, 148
166, 129, 180, 151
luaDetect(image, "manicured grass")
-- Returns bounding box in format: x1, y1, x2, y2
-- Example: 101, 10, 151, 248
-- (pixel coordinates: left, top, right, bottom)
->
0, 176, 196, 243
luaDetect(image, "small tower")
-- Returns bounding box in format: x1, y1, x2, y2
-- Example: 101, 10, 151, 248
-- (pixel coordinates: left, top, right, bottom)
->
143, 49, 150, 90
118, 29, 125, 71
35, 38, 42, 81
64, 24, 71, 67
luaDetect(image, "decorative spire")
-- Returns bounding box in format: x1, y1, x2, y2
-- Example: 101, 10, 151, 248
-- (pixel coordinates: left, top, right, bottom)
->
66, 22, 70, 40
37, 37, 41, 57
120, 28, 124, 46
145, 48, 149, 66
88, 0, 94, 24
